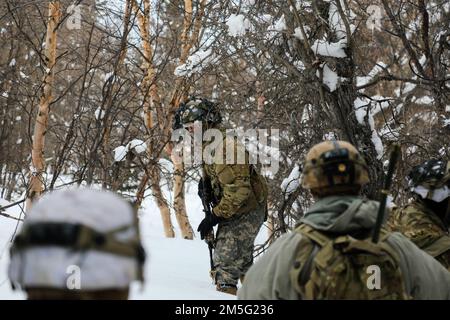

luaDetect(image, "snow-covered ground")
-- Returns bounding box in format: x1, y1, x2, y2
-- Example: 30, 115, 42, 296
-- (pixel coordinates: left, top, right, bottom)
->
0, 180, 268, 300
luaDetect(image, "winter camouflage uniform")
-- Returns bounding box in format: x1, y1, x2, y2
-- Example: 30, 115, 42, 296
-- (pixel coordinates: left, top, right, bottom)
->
204, 131, 268, 290
9, 189, 145, 300
387, 202, 450, 270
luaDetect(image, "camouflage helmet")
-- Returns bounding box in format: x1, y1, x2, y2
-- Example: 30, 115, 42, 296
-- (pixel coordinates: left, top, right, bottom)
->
407, 159, 450, 202
173, 97, 222, 130
301, 140, 369, 192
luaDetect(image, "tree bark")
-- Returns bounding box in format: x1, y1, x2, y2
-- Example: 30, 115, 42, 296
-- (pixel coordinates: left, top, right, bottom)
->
26, 1, 61, 210
132, 0, 177, 238
172, 155, 193, 239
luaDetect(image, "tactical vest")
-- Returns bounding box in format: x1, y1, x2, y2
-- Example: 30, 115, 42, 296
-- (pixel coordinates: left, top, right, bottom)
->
204, 163, 268, 215
290, 224, 410, 300
203, 130, 268, 217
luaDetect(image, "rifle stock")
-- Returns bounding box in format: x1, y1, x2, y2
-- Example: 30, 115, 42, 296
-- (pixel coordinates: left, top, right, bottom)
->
200, 174, 215, 271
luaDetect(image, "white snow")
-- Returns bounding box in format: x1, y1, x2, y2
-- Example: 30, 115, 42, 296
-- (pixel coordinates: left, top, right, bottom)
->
354, 97, 369, 124
272, 15, 287, 32
128, 139, 147, 154
311, 0, 355, 60
354, 97, 383, 159
15, 116, 21, 121
386, 195, 394, 209
113, 145, 128, 162
226, 14, 251, 37
415, 96, 434, 105
280, 165, 300, 197
174, 49, 215, 77
443, 118, 450, 127
2, 92, 8, 98
16, 139, 22, 145
311, 39, 347, 58
356, 62, 387, 87
95, 107, 104, 120
329, 1, 345, 40
320, 64, 339, 92
241, 0, 256, 8
0, 176, 267, 299
446, 105, 450, 113
19, 72, 28, 79
8, 59, 16, 67
113, 139, 148, 162
293, 26, 310, 40
371, 130, 384, 160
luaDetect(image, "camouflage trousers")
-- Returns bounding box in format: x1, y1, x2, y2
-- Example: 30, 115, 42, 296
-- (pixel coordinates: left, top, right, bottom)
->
213, 204, 265, 286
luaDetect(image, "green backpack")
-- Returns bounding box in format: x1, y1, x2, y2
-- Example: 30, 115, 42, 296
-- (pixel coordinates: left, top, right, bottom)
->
290, 224, 410, 300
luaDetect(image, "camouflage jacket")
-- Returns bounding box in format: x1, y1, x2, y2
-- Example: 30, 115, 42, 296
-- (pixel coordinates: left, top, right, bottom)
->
238, 196, 450, 300
203, 129, 268, 219
387, 201, 450, 270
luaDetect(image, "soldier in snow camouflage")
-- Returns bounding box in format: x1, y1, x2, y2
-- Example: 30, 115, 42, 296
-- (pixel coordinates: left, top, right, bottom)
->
173, 97, 268, 295
387, 159, 450, 269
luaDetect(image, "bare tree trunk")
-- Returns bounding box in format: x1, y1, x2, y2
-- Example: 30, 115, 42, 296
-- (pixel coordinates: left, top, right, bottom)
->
132, 0, 177, 238
172, 155, 193, 239
163, 0, 206, 239
26, 1, 61, 210
150, 167, 175, 237
133, 0, 206, 239
5, 171, 17, 201
102, 0, 133, 190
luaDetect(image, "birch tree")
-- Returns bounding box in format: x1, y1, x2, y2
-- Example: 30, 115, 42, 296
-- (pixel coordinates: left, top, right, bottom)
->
26, 1, 61, 209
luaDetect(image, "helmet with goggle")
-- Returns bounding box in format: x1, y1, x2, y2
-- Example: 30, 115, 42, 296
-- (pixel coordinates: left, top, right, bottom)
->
408, 159, 450, 202
173, 97, 222, 130
301, 140, 369, 195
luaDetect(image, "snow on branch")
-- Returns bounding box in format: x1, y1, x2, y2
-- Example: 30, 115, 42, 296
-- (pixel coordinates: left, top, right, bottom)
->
280, 165, 301, 198
354, 97, 384, 159
311, 39, 347, 58
174, 49, 216, 77
226, 14, 251, 37
311, 1, 356, 58
113, 139, 147, 162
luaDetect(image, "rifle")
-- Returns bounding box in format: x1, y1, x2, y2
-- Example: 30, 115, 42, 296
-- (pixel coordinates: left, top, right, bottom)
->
199, 175, 216, 271
372, 144, 401, 243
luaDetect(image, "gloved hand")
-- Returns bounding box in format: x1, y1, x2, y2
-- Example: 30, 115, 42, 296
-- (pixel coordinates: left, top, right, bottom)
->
197, 214, 221, 240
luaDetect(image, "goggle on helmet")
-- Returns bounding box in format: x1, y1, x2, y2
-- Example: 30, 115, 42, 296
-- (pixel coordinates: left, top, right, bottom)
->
173, 97, 222, 130
408, 159, 450, 202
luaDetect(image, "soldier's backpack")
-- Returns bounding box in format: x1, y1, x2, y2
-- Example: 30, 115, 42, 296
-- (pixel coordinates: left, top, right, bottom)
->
290, 224, 410, 300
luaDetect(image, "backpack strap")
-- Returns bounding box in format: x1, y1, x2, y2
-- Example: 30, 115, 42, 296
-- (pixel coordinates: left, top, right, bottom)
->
290, 225, 401, 299
422, 235, 450, 258
290, 224, 332, 297
297, 223, 331, 247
